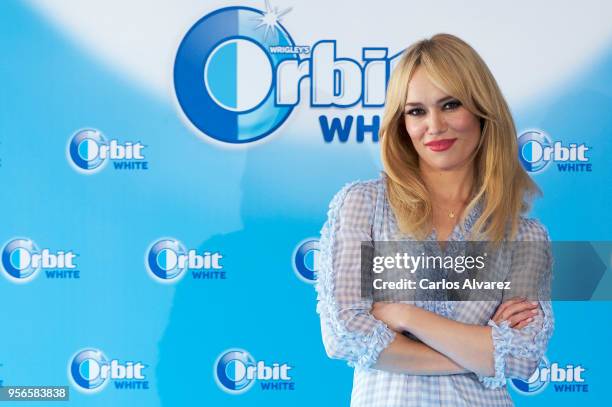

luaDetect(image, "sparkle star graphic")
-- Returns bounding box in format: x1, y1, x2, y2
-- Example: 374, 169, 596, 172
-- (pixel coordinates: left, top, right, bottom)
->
252, 0, 292, 43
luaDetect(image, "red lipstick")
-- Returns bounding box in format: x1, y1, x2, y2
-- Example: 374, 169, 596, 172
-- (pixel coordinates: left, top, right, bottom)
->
425, 138, 457, 152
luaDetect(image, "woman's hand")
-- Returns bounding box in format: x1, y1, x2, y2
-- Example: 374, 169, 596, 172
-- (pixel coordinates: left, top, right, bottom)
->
371, 302, 413, 332
492, 297, 539, 329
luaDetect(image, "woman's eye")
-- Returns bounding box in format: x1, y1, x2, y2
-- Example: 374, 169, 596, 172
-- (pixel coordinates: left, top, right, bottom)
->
405, 108, 425, 116
443, 100, 461, 110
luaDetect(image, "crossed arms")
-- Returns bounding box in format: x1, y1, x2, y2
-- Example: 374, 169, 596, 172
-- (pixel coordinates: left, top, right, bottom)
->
316, 183, 554, 387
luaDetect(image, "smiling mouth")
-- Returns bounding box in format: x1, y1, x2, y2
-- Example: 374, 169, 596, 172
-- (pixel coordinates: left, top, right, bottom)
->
424, 138, 457, 152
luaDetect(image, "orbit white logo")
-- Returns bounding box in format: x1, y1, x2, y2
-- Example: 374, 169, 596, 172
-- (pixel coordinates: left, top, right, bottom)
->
68, 348, 148, 393
517, 130, 590, 173
145, 238, 224, 283
67, 129, 147, 173
214, 349, 294, 394
1, 238, 77, 283
510, 357, 588, 395
174, 2, 399, 145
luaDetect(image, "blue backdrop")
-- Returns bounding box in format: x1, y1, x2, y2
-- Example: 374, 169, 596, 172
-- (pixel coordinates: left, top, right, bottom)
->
1, 0, 610, 405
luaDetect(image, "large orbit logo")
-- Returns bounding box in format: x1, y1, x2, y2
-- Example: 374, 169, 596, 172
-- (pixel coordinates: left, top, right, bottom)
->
175, 2, 395, 145
214, 349, 293, 394
68, 348, 148, 393
174, 5, 297, 144
1, 238, 78, 283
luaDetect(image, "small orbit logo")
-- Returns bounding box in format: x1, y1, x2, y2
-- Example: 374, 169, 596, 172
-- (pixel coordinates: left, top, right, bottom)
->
293, 238, 319, 283
509, 358, 550, 395
214, 349, 293, 394
214, 349, 257, 394
146, 238, 188, 282
68, 348, 147, 393
174, 4, 297, 144
509, 356, 588, 395
145, 238, 224, 283
67, 129, 146, 173
69, 349, 109, 392
68, 129, 108, 172
1, 238, 77, 283
517, 130, 590, 173
2, 238, 41, 281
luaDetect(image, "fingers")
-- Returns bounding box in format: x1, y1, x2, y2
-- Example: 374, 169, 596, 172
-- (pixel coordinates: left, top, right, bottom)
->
492, 297, 525, 321
507, 309, 539, 327
501, 301, 538, 322
514, 317, 534, 330
492, 297, 525, 323
371, 302, 389, 319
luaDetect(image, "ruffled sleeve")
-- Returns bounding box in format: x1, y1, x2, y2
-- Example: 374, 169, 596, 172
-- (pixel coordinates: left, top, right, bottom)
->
315, 180, 396, 368
478, 219, 555, 388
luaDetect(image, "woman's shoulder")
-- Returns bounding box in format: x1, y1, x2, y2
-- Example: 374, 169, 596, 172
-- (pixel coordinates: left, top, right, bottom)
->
515, 216, 551, 242
322, 176, 386, 230
327, 176, 384, 212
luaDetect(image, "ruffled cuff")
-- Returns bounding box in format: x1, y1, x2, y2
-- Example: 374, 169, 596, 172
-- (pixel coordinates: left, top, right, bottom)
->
477, 319, 513, 389
352, 323, 397, 369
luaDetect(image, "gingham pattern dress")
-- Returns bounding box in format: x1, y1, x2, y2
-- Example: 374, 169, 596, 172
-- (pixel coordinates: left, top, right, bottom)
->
315, 175, 554, 407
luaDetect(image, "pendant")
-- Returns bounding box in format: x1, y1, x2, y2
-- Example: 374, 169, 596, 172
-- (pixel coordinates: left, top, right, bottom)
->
448, 211, 455, 219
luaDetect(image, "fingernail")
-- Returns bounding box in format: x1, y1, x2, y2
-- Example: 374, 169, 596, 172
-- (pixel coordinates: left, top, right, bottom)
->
531, 301, 539, 306
531, 310, 538, 314
526, 317, 533, 323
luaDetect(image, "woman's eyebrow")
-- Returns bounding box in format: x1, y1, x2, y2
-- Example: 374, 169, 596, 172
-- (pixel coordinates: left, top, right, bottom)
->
405, 96, 454, 107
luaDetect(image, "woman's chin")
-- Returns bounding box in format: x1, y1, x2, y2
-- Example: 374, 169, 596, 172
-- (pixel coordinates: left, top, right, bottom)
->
422, 158, 467, 173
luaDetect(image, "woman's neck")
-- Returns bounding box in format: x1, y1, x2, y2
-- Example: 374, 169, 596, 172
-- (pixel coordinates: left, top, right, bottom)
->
419, 161, 475, 205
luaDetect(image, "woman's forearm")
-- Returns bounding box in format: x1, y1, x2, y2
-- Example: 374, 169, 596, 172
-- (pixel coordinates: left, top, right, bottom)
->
400, 306, 495, 376
374, 334, 469, 375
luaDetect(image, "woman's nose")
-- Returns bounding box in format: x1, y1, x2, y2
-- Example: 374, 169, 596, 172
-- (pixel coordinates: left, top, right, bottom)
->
427, 111, 447, 135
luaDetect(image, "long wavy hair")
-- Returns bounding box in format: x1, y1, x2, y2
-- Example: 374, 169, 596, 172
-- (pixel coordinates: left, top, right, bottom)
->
380, 33, 539, 242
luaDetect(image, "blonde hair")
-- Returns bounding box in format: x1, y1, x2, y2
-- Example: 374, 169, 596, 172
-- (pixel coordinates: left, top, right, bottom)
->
380, 33, 539, 242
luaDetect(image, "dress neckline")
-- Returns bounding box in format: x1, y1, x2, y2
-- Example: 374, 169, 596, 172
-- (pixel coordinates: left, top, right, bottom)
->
379, 172, 484, 243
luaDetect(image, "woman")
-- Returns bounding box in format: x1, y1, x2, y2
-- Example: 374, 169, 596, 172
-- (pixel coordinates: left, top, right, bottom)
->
315, 33, 553, 406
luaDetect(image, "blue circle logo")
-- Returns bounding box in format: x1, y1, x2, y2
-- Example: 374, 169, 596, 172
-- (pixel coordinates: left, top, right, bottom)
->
69, 349, 109, 392
68, 129, 108, 172
293, 239, 319, 283
146, 238, 188, 282
174, 6, 297, 144
214, 349, 256, 394
1, 238, 40, 281
518, 130, 552, 173
509, 357, 550, 395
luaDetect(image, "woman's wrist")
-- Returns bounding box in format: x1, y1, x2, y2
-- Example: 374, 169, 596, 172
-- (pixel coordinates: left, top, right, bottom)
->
398, 303, 416, 332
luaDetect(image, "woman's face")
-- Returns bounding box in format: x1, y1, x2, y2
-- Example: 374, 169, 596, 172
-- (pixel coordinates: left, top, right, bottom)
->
404, 66, 481, 172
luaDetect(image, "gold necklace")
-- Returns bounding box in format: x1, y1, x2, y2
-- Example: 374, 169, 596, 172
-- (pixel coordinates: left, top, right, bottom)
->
434, 202, 464, 219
